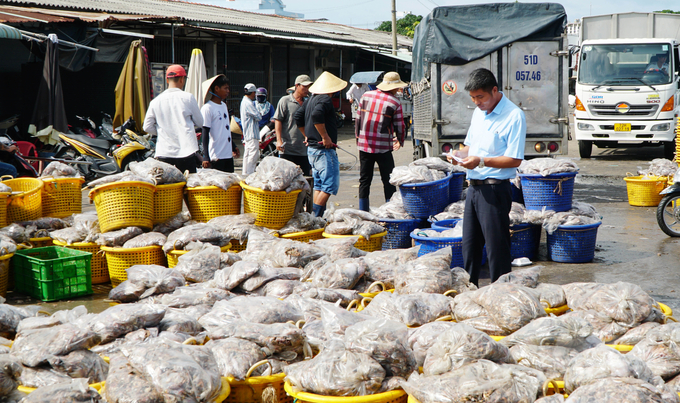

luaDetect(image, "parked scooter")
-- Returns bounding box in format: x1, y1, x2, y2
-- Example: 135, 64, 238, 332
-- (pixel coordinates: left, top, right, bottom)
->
55, 117, 152, 180
657, 170, 680, 236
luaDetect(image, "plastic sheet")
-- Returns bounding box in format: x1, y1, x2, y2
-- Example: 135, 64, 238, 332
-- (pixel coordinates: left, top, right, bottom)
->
509, 344, 577, 379
21, 378, 103, 403
205, 337, 269, 380
96, 226, 144, 247
238, 267, 302, 292
11, 323, 99, 367
210, 261, 261, 291
566, 376, 679, 403
128, 158, 185, 184
284, 339, 385, 396
109, 265, 185, 302
153, 211, 192, 236
423, 323, 512, 376
517, 157, 579, 176
89, 172, 154, 188
123, 232, 167, 248
629, 323, 680, 380
203, 320, 304, 354
41, 161, 80, 178
122, 341, 222, 403
344, 318, 416, 378
501, 315, 596, 351
186, 169, 241, 190
244, 156, 304, 192
174, 242, 221, 283
311, 258, 366, 290
47, 350, 108, 384
163, 223, 227, 253
88, 304, 167, 344
389, 165, 446, 186
401, 360, 546, 403
104, 353, 163, 403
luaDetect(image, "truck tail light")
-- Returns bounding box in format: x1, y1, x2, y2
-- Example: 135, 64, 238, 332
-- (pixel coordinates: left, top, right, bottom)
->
548, 142, 559, 152
534, 142, 546, 152
575, 96, 586, 111
441, 143, 453, 154
661, 95, 675, 112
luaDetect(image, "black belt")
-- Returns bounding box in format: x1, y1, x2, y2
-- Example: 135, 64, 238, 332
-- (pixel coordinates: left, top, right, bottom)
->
468, 178, 508, 186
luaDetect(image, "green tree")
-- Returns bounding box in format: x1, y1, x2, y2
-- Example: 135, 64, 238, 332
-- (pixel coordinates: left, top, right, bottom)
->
376, 14, 422, 38
656, 10, 680, 14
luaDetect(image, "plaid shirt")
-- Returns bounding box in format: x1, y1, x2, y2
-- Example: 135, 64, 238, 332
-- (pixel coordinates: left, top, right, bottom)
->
355, 89, 405, 153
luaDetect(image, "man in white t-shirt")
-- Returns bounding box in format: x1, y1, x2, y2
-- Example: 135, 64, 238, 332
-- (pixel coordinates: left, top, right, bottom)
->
200, 75, 234, 172
143, 64, 203, 173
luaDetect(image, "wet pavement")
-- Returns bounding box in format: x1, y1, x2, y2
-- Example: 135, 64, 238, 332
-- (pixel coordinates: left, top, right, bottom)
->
11, 124, 680, 315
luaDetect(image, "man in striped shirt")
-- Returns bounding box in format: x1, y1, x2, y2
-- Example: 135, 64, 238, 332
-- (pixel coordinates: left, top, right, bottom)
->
355, 72, 408, 212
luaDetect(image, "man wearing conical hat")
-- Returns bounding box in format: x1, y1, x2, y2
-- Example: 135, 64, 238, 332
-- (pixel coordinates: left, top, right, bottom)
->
293, 71, 347, 217
355, 72, 408, 211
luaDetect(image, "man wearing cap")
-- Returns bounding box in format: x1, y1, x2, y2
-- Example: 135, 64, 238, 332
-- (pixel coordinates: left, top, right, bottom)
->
293, 71, 348, 217
274, 74, 313, 176
355, 71, 407, 211
143, 64, 203, 173
241, 83, 261, 175
447, 68, 526, 286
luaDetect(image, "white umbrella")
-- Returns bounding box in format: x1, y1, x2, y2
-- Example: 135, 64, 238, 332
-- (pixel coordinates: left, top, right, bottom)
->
186, 48, 207, 108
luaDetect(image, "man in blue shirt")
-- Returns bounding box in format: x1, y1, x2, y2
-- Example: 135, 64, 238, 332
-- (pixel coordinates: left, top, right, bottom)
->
448, 68, 526, 286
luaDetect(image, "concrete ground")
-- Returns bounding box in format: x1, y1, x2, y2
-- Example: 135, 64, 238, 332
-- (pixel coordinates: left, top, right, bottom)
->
12, 122, 680, 315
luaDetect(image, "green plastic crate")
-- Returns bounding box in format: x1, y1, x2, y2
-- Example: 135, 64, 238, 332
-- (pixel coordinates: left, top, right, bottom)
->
12, 246, 93, 302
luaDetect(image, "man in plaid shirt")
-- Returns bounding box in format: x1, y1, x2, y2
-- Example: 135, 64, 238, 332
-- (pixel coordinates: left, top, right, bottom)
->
355, 72, 408, 211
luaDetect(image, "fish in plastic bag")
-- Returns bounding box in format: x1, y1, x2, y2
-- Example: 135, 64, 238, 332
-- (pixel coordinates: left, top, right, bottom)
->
128, 158, 185, 184
41, 161, 80, 178
47, 349, 108, 384
210, 261, 261, 291
501, 315, 597, 351
236, 267, 302, 292
206, 214, 257, 243
407, 322, 459, 367
186, 169, 241, 191
204, 338, 269, 380
614, 322, 661, 346
103, 352, 163, 403
20, 378, 104, 402
122, 232, 167, 248
11, 323, 100, 367
629, 322, 680, 380
153, 211, 192, 236
311, 258, 366, 290
108, 265, 185, 302
362, 291, 454, 327
174, 242, 222, 283
88, 304, 166, 344
147, 285, 233, 308
310, 237, 367, 261
96, 226, 144, 247
471, 283, 547, 335
198, 296, 302, 325
203, 320, 304, 354
244, 156, 303, 192
89, 171, 154, 188
0, 355, 21, 395
565, 377, 679, 403
159, 308, 204, 335
563, 343, 637, 393
494, 265, 542, 288
163, 223, 228, 253
509, 344, 578, 379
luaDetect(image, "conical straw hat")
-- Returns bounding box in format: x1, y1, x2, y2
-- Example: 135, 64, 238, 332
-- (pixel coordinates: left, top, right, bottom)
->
308, 71, 347, 95
201, 75, 225, 104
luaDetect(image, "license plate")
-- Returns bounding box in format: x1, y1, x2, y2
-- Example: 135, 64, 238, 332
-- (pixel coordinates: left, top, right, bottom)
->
614, 123, 631, 132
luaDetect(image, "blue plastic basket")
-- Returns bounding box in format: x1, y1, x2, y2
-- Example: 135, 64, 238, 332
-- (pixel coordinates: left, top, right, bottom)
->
411, 227, 486, 268
546, 222, 601, 263
430, 218, 461, 230
399, 174, 452, 219
510, 223, 541, 260
519, 172, 577, 212
378, 218, 424, 250
448, 172, 466, 204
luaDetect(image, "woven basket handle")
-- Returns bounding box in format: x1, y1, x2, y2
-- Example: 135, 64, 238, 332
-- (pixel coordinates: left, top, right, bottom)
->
346, 300, 359, 311
360, 297, 373, 309
443, 290, 457, 298
0, 175, 12, 181
542, 378, 562, 397
364, 281, 385, 294
246, 360, 272, 378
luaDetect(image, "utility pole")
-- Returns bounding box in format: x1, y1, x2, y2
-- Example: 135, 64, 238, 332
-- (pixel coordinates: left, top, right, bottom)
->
391, 0, 397, 55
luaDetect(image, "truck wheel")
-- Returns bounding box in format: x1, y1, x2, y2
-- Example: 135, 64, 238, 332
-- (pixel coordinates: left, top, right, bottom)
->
578, 140, 592, 158
663, 140, 675, 161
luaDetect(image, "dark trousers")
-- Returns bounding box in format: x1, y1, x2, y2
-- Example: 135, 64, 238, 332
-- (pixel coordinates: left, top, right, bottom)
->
280, 153, 311, 176
157, 155, 197, 174
359, 150, 396, 201
462, 181, 513, 286
211, 158, 234, 173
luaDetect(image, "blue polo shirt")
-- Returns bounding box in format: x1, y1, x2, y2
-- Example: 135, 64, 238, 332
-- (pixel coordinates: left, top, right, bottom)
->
464, 93, 526, 180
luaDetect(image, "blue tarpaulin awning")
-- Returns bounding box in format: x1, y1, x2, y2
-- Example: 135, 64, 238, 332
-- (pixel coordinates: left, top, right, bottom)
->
0, 23, 22, 40
350, 71, 384, 85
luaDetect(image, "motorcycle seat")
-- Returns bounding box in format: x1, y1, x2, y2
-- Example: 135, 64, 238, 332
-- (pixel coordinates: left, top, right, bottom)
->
63, 133, 112, 150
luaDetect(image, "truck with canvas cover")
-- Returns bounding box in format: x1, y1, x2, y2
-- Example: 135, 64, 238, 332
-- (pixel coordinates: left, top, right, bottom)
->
574, 12, 680, 158
411, 3, 569, 159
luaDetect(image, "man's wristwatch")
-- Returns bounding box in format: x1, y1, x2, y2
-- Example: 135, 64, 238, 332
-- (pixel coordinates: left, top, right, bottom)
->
478, 158, 485, 169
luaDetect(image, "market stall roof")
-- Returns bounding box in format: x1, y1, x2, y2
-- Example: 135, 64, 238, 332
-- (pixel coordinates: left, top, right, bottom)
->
0, 22, 21, 38
412, 2, 566, 81
1, 0, 413, 49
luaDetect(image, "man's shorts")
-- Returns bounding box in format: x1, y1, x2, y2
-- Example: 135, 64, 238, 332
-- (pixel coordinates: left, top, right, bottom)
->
308, 147, 339, 195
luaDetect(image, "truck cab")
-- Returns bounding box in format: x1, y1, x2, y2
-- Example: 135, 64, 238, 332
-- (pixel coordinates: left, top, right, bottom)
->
574, 38, 680, 158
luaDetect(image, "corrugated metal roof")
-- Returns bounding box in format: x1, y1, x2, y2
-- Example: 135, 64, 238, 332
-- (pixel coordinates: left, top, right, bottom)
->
1, 0, 413, 49
0, 6, 73, 23
0, 5, 160, 22
0, 21, 21, 38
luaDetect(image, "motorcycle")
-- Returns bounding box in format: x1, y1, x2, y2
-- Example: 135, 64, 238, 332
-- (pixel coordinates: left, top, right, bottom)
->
657, 173, 680, 237
55, 117, 153, 180
232, 117, 278, 161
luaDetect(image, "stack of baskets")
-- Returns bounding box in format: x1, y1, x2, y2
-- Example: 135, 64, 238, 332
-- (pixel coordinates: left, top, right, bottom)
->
101, 245, 167, 287
240, 182, 300, 230
53, 240, 109, 285
185, 183, 242, 222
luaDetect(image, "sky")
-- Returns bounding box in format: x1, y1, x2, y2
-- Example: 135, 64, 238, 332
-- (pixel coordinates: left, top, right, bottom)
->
193, 0, 680, 29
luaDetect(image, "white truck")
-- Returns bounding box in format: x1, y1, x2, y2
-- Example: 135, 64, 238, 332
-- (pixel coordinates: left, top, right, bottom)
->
574, 12, 680, 158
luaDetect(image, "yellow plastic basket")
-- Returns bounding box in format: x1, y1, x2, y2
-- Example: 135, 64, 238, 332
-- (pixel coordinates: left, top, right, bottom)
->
28, 237, 54, 248
284, 381, 406, 403
52, 240, 109, 285
280, 228, 325, 243
167, 243, 231, 268
185, 185, 242, 222
3, 177, 43, 222
0, 253, 12, 297
322, 231, 387, 252
66, 378, 231, 403
241, 181, 301, 230
89, 181, 155, 232
153, 182, 186, 225
0, 192, 9, 228
100, 245, 168, 287
623, 175, 667, 207
225, 361, 292, 403
229, 239, 247, 252
40, 177, 85, 218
